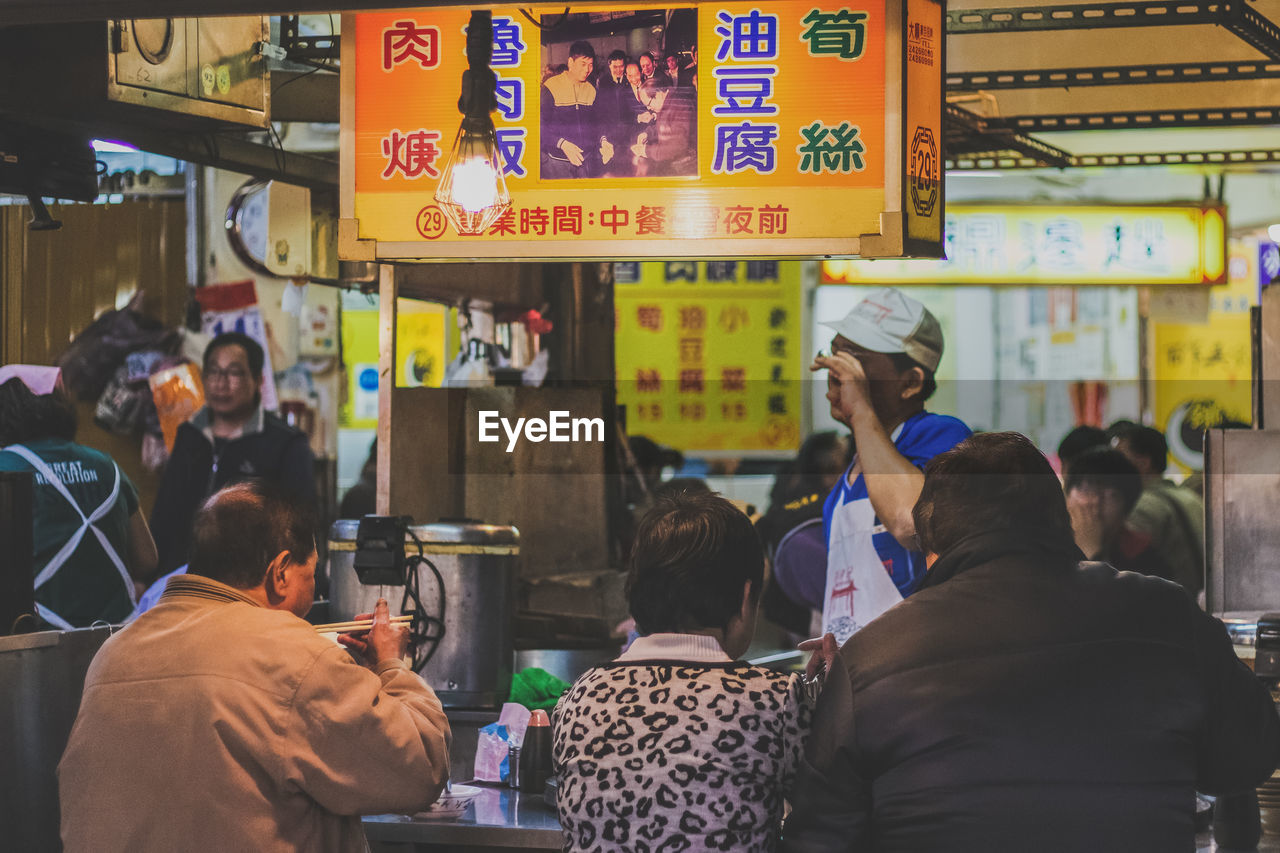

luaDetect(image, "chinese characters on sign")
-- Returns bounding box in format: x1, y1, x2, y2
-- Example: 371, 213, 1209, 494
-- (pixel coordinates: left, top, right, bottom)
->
712, 9, 780, 175
376, 16, 529, 185
479, 202, 791, 237
348, 1, 935, 257
616, 261, 801, 451
820, 206, 1228, 285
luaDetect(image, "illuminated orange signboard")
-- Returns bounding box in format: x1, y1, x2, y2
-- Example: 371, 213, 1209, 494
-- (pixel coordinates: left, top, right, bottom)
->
340, 1, 943, 260
821, 205, 1228, 286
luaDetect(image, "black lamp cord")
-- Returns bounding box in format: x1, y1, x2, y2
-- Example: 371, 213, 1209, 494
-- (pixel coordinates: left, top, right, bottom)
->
402, 529, 447, 671
460, 11, 498, 126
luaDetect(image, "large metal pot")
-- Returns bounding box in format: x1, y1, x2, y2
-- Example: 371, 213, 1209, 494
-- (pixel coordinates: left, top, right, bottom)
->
328, 519, 519, 709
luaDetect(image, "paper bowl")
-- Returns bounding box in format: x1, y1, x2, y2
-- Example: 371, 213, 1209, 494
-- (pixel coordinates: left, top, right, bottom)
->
416, 784, 481, 820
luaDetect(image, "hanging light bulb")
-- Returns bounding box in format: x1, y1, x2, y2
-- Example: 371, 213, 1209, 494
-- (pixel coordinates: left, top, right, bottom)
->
434, 10, 512, 236
435, 117, 511, 236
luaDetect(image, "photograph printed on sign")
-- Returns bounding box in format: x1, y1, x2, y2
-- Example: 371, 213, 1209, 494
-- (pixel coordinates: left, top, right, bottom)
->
540, 9, 698, 180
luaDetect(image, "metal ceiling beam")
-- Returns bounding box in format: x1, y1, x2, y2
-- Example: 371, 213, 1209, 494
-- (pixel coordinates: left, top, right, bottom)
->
948, 148, 1280, 169
948, 1, 1280, 61
279, 14, 339, 63
945, 102, 1074, 167
89, 121, 338, 188
947, 1, 1223, 33
126, 131, 338, 189
947, 60, 1280, 91
1222, 0, 1280, 60
987, 106, 1280, 131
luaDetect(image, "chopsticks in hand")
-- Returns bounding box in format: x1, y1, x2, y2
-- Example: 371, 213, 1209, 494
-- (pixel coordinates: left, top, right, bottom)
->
312, 615, 413, 633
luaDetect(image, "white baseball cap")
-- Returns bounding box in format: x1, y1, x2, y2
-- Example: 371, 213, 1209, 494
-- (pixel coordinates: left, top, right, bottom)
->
820, 287, 944, 372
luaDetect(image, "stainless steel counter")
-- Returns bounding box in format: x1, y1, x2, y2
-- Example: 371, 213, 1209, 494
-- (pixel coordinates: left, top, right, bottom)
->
363, 786, 1280, 853
364, 786, 562, 851
1199, 830, 1280, 851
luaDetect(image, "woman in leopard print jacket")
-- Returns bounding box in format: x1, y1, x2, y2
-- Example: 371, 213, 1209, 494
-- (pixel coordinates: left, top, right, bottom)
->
553, 490, 814, 852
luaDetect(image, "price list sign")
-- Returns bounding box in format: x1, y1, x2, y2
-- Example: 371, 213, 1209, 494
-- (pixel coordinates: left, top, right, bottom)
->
341, 0, 943, 260
614, 261, 803, 452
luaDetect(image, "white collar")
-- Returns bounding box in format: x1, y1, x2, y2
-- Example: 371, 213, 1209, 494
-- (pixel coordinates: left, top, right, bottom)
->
617, 632, 733, 663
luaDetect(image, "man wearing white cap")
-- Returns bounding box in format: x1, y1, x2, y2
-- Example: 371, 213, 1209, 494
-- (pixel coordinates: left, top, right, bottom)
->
811, 287, 971, 644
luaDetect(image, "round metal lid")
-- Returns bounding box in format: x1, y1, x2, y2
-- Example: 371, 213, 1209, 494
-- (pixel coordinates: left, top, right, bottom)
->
329, 518, 519, 546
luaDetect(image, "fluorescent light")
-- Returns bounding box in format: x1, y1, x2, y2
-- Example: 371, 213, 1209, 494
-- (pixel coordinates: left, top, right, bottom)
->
91, 139, 140, 154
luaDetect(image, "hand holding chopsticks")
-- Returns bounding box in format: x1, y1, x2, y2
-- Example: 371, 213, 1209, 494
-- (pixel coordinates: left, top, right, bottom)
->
329, 598, 412, 670
313, 615, 413, 633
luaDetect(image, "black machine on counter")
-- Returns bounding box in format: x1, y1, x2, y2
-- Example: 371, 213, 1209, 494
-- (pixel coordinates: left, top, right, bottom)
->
331, 516, 519, 709
1256, 614, 1280, 681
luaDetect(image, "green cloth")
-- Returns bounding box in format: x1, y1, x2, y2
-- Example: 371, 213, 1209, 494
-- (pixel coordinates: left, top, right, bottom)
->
0, 438, 139, 627
509, 667, 572, 711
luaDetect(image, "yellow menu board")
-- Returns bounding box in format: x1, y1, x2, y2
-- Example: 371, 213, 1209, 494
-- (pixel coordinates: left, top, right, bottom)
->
341, 302, 448, 429
1151, 240, 1256, 473
615, 260, 803, 452
341, 0, 943, 259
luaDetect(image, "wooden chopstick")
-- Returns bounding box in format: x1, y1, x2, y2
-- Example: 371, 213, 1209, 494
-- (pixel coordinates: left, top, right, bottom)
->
313, 615, 414, 633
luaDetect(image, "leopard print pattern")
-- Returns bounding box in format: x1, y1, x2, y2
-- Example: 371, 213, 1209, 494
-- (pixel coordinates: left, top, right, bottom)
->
552, 662, 809, 852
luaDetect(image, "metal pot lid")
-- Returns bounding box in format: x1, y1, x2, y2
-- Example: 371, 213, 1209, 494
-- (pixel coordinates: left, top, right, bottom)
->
330, 518, 519, 545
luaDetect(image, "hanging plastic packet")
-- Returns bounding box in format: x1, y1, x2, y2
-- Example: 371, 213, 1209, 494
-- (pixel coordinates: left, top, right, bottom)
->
473, 723, 510, 783
472, 702, 534, 783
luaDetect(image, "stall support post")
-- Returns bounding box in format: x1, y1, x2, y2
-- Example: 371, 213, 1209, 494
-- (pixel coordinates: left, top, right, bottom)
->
376, 263, 396, 516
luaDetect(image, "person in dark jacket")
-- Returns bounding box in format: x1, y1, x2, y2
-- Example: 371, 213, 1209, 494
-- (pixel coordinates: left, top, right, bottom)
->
783, 432, 1279, 853
150, 333, 314, 573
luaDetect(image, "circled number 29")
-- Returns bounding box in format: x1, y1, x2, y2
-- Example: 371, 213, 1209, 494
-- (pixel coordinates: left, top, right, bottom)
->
416, 205, 447, 240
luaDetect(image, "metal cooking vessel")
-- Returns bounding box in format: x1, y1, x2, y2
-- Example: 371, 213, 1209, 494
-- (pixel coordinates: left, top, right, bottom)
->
328, 519, 519, 709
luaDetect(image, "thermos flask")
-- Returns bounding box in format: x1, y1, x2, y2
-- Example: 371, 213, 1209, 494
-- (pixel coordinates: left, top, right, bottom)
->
518, 709, 553, 793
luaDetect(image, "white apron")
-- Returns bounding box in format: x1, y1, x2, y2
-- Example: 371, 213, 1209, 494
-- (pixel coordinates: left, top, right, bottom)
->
3, 443, 134, 629
821, 465, 905, 646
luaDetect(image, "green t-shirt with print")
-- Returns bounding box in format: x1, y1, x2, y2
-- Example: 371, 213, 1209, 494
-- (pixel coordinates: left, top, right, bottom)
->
0, 438, 139, 627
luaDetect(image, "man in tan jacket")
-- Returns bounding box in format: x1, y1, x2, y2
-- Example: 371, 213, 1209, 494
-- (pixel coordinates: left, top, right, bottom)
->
59, 481, 451, 852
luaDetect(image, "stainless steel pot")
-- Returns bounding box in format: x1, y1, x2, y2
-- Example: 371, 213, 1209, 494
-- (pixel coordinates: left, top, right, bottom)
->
328, 519, 519, 709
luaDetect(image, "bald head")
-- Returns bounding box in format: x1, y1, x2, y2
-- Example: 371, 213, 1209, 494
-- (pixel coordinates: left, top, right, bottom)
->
188, 480, 316, 589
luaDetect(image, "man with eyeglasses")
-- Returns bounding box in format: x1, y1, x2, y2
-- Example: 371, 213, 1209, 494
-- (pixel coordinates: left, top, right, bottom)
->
808, 288, 970, 645
150, 332, 315, 576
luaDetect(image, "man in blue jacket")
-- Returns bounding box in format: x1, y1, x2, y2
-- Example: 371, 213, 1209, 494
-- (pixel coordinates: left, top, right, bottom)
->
150, 332, 314, 574
811, 288, 971, 644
